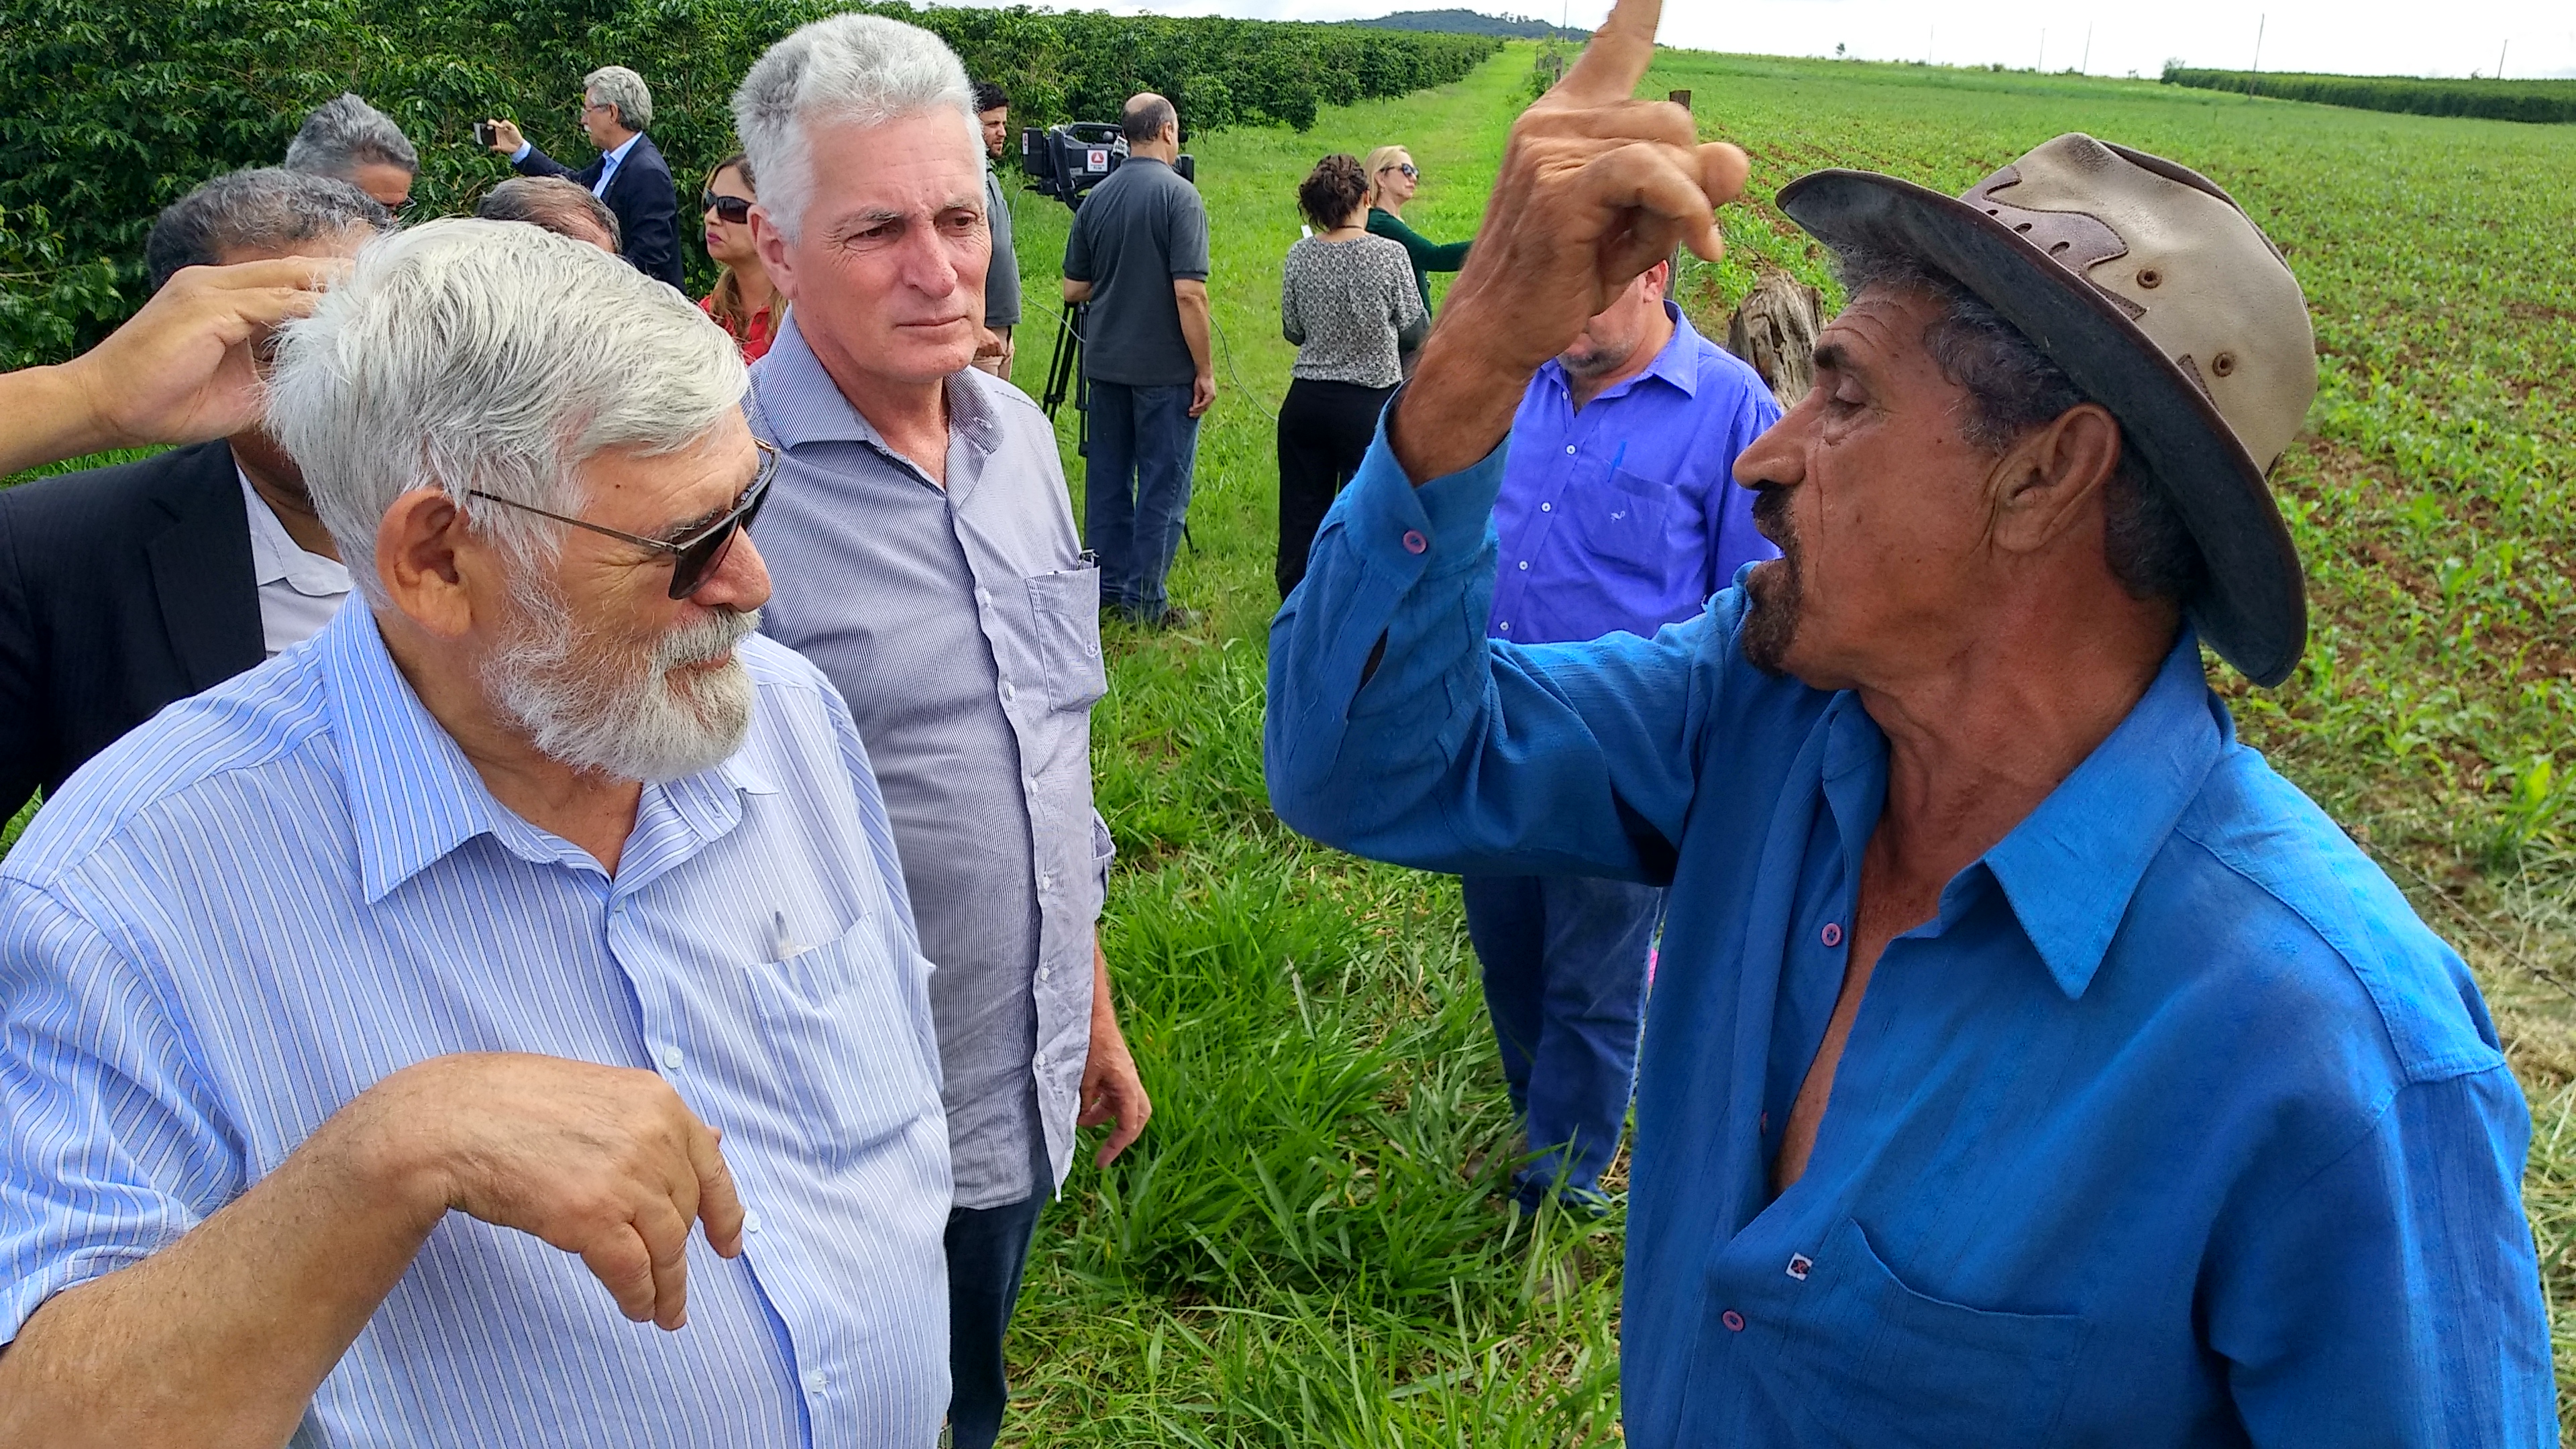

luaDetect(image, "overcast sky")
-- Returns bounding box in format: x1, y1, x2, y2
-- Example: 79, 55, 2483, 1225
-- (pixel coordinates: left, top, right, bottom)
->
947, 0, 2576, 80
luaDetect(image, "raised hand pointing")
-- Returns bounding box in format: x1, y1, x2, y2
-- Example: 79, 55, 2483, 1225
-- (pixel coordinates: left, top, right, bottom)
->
1393, 0, 1750, 482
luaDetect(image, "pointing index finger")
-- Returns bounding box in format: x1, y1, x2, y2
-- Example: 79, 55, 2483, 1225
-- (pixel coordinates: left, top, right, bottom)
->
1556, 0, 1664, 105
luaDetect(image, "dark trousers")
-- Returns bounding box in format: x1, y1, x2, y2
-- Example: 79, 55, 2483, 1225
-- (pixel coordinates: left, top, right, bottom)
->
1084, 379, 1200, 618
944, 1169, 1049, 1449
1460, 874, 1662, 1204
1275, 376, 1396, 598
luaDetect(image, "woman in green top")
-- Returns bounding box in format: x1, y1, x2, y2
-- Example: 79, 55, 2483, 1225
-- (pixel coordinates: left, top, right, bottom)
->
1362, 144, 1472, 317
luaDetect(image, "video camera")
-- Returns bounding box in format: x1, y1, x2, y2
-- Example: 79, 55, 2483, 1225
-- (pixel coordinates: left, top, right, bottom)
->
1019, 122, 1194, 210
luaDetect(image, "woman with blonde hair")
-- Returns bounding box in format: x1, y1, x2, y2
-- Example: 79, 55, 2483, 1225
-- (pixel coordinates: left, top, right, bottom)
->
1362, 144, 1472, 321
698, 151, 777, 361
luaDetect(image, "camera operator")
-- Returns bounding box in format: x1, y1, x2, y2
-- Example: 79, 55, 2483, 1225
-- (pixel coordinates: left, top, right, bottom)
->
1061, 93, 1214, 629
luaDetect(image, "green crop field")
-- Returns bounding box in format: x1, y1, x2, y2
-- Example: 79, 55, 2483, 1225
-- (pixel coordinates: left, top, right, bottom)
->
996, 42, 2576, 1442
3, 30, 2569, 1442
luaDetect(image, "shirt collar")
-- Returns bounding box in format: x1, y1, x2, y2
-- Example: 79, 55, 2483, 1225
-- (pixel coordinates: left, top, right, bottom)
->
600, 132, 642, 169
749, 311, 998, 485
1980, 633, 2227, 998
237, 466, 354, 599
320, 602, 775, 904
1533, 300, 1704, 407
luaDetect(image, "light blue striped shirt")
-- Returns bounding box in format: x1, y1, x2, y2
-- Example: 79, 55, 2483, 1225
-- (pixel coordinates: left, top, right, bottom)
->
1, 602, 953, 1446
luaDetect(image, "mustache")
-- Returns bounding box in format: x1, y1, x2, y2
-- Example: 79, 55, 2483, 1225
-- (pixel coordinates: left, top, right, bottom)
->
655, 606, 759, 670
1752, 484, 1798, 563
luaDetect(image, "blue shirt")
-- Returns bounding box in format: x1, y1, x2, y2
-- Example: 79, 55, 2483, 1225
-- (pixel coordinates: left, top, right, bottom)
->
1265, 431, 2555, 1446
1, 604, 953, 1446
1488, 302, 1779, 646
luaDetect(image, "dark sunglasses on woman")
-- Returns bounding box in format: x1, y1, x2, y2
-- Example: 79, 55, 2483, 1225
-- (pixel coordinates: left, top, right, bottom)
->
702, 193, 753, 225
467, 439, 777, 600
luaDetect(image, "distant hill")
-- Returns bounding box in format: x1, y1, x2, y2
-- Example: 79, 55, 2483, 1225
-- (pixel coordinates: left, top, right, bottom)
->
1342, 9, 1589, 42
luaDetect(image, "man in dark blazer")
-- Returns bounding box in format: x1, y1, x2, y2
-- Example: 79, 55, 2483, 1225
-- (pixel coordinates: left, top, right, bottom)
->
484, 66, 683, 290
0, 168, 388, 819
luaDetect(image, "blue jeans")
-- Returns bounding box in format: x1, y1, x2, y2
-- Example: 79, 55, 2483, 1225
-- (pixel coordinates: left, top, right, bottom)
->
1460, 874, 1662, 1205
1083, 379, 1199, 616
943, 1157, 1049, 1449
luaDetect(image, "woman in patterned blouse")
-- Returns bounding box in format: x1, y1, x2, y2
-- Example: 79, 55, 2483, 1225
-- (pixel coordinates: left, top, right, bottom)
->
1275, 154, 1428, 598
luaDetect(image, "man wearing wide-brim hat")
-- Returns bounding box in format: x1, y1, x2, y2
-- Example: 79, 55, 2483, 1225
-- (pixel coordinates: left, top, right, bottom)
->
1263, 0, 2556, 1440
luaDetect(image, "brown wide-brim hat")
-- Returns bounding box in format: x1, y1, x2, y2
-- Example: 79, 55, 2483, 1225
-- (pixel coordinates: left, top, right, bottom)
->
1776, 133, 2318, 687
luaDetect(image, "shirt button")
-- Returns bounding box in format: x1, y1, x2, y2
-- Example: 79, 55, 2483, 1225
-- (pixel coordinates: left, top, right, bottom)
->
1400, 529, 1428, 554
745, 1210, 764, 1234
1498, 621, 1511, 632
975, 587, 991, 606
1540, 501, 1552, 512
1722, 1309, 1746, 1332
1564, 444, 1576, 455
1821, 922, 1844, 948
1025, 774, 1040, 792
1040, 871, 1056, 890
804, 1369, 828, 1393
659, 1044, 684, 1071
1517, 560, 1530, 571
1039, 965, 1053, 981
1002, 681, 1017, 703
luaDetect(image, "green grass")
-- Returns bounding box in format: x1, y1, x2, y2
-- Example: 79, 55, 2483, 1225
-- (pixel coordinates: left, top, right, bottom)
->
1001, 43, 2576, 1440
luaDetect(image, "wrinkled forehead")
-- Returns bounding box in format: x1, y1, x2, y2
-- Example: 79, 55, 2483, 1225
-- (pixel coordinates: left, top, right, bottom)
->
1815, 284, 1947, 371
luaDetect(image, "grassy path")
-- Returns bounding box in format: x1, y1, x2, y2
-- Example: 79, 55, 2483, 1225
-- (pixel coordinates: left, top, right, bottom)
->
1005, 42, 2576, 1441
1000, 52, 1631, 1447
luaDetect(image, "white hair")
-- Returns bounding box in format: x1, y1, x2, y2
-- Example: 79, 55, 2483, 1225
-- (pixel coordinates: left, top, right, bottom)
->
731, 13, 983, 243
584, 64, 653, 131
264, 218, 747, 606
484, 580, 758, 782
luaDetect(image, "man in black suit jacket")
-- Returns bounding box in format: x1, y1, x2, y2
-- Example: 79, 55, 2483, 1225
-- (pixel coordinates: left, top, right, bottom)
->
484, 65, 683, 290
0, 168, 387, 818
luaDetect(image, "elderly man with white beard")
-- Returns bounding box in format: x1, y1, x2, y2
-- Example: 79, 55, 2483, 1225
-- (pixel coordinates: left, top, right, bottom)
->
0, 221, 953, 1446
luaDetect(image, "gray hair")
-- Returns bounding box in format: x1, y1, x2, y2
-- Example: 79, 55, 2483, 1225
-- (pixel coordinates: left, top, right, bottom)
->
145, 167, 393, 292
264, 219, 747, 604
284, 93, 418, 181
584, 64, 653, 132
731, 13, 981, 244
1832, 242, 2205, 605
476, 176, 621, 250
1122, 93, 1176, 144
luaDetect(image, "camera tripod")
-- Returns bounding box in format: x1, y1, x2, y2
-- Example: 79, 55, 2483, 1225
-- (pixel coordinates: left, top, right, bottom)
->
1036, 297, 1195, 557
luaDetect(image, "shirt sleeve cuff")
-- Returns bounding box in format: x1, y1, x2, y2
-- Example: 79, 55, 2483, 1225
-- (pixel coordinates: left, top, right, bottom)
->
1335, 402, 1508, 575
509, 141, 533, 164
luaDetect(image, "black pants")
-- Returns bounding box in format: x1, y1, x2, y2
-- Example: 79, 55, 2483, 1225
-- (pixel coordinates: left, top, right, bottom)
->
944, 1162, 1050, 1449
1276, 376, 1397, 598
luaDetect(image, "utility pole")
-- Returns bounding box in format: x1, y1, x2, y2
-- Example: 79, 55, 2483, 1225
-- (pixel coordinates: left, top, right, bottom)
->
1927, 23, 1935, 64
2496, 39, 2508, 79
2082, 22, 2094, 73
2252, 13, 2265, 72
2038, 28, 2047, 70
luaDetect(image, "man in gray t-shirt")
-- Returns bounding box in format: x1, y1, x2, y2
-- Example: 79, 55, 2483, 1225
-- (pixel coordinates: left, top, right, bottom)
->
1062, 92, 1216, 627
973, 78, 1021, 380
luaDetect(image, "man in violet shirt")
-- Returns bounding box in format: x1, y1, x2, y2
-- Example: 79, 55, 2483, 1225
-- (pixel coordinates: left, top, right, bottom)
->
1472, 252, 1778, 1210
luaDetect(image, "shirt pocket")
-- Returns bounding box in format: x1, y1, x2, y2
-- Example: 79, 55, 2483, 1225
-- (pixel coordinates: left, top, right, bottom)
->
743, 919, 940, 1172
1774, 1216, 2089, 1448
1573, 467, 1675, 585
1026, 562, 1108, 712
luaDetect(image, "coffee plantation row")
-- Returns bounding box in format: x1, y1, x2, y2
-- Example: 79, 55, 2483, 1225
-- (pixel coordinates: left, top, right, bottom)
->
0, 0, 1499, 367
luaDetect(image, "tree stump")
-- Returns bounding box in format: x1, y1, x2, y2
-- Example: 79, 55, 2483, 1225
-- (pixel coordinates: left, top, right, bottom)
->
1725, 270, 1826, 411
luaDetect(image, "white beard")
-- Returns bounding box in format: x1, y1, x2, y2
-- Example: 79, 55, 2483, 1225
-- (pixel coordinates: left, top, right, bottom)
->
484, 579, 759, 784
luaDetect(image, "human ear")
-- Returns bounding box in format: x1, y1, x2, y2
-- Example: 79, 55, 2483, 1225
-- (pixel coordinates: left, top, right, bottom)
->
751, 211, 797, 303
1990, 402, 2123, 555
375, 487, 485, 640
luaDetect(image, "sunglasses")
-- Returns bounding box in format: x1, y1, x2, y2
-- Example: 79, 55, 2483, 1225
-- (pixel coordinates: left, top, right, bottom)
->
702, 193, 753, 225
467, 440, 777, 600
1381, 163, 1419, 178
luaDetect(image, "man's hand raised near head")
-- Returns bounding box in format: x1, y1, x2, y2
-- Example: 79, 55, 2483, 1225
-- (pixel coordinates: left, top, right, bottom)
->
1393, 0, 1748, 482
